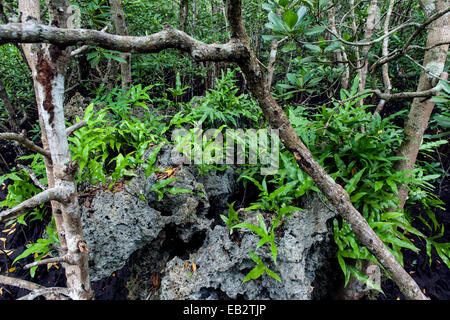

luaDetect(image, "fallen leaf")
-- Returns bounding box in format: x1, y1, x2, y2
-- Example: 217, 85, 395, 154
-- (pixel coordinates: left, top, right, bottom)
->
2, 228, 11, 233
152, 273, 159, 287
192, 262, 197, 273
423, 288, 426, 294
0, 237, 6, 248
8, 267, 15, 273
0, 287, 3, 295
7, 228, 16, 236
184, 261, 189, 269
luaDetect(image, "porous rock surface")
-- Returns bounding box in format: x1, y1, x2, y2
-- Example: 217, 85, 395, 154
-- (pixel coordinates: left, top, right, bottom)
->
81, 145, 340, 298
159, 195, 337, 300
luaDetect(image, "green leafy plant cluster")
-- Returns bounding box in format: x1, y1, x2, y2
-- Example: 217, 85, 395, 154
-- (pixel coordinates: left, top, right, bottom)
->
68, 84, 170, 185
287, 83, 448, 288
0, 154, 47, 226
183, 69, 262, 129
224, 77, 448, 287
12, 218, 60, 278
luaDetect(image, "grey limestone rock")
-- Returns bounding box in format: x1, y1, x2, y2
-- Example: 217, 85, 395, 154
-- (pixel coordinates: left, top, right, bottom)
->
159, 194, 339, 300
81, 189, 164, 281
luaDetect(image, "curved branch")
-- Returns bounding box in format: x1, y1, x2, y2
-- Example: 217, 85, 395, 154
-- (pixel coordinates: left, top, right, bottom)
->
24, 255, 70, 270
0, 187, 69, 222
325, 21, 420, 47
17, 164, 46, 190
66, 120, 87, 136
17, 287, 71, 300
0, 275, 44, 291
0, 132, 51, 159
0, 21, 248, 62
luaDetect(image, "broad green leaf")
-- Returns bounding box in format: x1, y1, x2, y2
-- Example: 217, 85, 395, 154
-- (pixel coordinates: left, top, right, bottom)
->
103, 52, 127, 64
283, 10, 298, 30
304, 43, 321, 52
265, 267, 282, 282
232, 222, 266, 238
345, 168, 366, 195
304, 25, 326, 36
281, 41, 296, 52
248, 250, 264, 265
243, 265, 265, 283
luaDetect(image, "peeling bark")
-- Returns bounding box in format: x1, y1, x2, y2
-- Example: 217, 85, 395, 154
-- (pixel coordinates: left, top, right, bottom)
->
16, 0, 93, 300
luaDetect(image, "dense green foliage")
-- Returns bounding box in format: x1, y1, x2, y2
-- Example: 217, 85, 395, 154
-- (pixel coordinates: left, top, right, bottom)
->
0, 0, 448, 294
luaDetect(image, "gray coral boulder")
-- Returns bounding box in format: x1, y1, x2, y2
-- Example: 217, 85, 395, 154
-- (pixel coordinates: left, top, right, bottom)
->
159, 195, 338, 300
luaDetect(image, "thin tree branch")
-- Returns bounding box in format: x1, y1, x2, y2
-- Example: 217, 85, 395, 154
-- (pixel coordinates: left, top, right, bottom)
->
0, 132, 51, 159
0, 274, 44, 291
408, 41, 450, 51
375, 0, 395, 115
66, 120, 87, 136
70, 26, 108, 57
0, 187, 68, 222
325, 21, 419, 47
404, 54, 450, 83
340, 85, 443, 105
24, 255, 70, 270
17, 287, 71, 300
